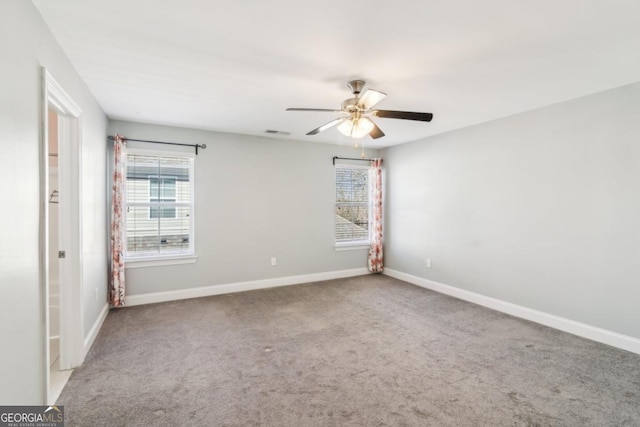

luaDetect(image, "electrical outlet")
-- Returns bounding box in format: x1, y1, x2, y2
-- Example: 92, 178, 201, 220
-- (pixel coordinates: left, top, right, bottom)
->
426, 258, 432, 268
271, 257, 277, 266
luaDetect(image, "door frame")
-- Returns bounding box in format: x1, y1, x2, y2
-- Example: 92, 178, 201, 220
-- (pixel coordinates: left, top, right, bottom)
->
41, 68, 84, 403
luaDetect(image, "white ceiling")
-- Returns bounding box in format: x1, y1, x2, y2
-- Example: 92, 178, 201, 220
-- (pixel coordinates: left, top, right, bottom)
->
33, 0, 640, 148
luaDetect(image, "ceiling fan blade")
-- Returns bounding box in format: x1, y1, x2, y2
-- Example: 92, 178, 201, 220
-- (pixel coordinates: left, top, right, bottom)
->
369, 121, 385, 139
306, 118, 346, 135
373, 110, 433, 122
357, 89, 387, 110
287, 108, 343, 113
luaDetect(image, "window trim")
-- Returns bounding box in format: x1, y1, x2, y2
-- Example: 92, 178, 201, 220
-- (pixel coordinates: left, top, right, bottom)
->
125, 254, 198, 269
124, 148, 196, 263
334, 162, 372, 248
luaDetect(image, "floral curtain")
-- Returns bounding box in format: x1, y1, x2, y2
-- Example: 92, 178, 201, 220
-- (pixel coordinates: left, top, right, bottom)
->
109, 135, 127, 306
368, 158, 383, 273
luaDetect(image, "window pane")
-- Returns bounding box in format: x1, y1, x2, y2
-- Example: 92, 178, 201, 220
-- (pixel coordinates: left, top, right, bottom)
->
150, 178, 177, 218
126, 205, 160, 253
126, 155, 190, 202
335, 167, 370, 243
159, 206, 191, 253
127, 154, 158, 203
160, 179, 176, 199
336, 206, 369, 242
336, 168, 368, 203
150, 206, 176, 219
127, 206, 192, 254
159, 157, 189, 182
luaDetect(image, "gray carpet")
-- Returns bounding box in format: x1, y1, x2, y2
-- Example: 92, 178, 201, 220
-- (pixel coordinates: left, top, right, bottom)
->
59, 275, 640, 426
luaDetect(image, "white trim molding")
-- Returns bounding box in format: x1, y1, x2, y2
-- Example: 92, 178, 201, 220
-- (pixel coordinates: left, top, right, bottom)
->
125, 255, 197, 269
44, 70, 82, 117
125, 268, 370, 307
384, 268, 640, 355
335, 244, 369, 252
83, 303, 109, 359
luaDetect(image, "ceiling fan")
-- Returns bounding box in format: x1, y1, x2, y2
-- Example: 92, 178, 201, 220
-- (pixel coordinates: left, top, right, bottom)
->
286, 80, 433, 140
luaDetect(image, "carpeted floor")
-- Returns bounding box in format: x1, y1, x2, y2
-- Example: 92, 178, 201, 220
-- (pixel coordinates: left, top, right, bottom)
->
59, 275, 640, 426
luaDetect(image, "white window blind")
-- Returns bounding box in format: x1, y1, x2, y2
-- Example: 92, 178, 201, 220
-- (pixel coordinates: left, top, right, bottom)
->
125, 151, 194, 259
335, 165, 371, 245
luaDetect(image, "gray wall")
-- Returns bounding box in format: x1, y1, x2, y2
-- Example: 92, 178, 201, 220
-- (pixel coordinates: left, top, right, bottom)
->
0, 1, 107, 404
109, 120, 378, 295
383, 82, 640, 339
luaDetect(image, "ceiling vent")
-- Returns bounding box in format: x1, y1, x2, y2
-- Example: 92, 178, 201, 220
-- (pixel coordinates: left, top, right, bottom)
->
265, 129, 291, 136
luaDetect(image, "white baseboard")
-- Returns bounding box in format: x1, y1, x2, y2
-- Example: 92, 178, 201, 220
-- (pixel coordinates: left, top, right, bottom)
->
125, 268, 371, 307
83, 303, 109, 359
384, 268, 640, 355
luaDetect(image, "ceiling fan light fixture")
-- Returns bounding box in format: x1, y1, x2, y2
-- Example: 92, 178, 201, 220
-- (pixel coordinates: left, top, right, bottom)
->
286, 79, 432, 140
338, 117, 374, 139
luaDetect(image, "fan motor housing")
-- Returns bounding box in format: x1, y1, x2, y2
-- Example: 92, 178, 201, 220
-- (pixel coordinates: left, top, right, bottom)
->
341, 97, 359, 112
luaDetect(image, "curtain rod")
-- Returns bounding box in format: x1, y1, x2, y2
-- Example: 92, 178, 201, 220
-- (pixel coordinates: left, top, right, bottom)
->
332, 156, 378, 165
108, 135, 207, 155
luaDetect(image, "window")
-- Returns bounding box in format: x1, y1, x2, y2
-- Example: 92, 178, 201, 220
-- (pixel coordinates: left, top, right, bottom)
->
335, 164, 371, 246
125, 150, 194, 260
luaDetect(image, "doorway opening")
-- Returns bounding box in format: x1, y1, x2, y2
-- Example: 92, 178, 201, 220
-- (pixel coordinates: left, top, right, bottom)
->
41, 69, 84, 404
46, 108, 69, 401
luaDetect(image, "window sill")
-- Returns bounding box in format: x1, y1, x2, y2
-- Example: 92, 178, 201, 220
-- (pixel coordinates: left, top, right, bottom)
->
335, 243, 370, 252
124, 255, 197, 269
